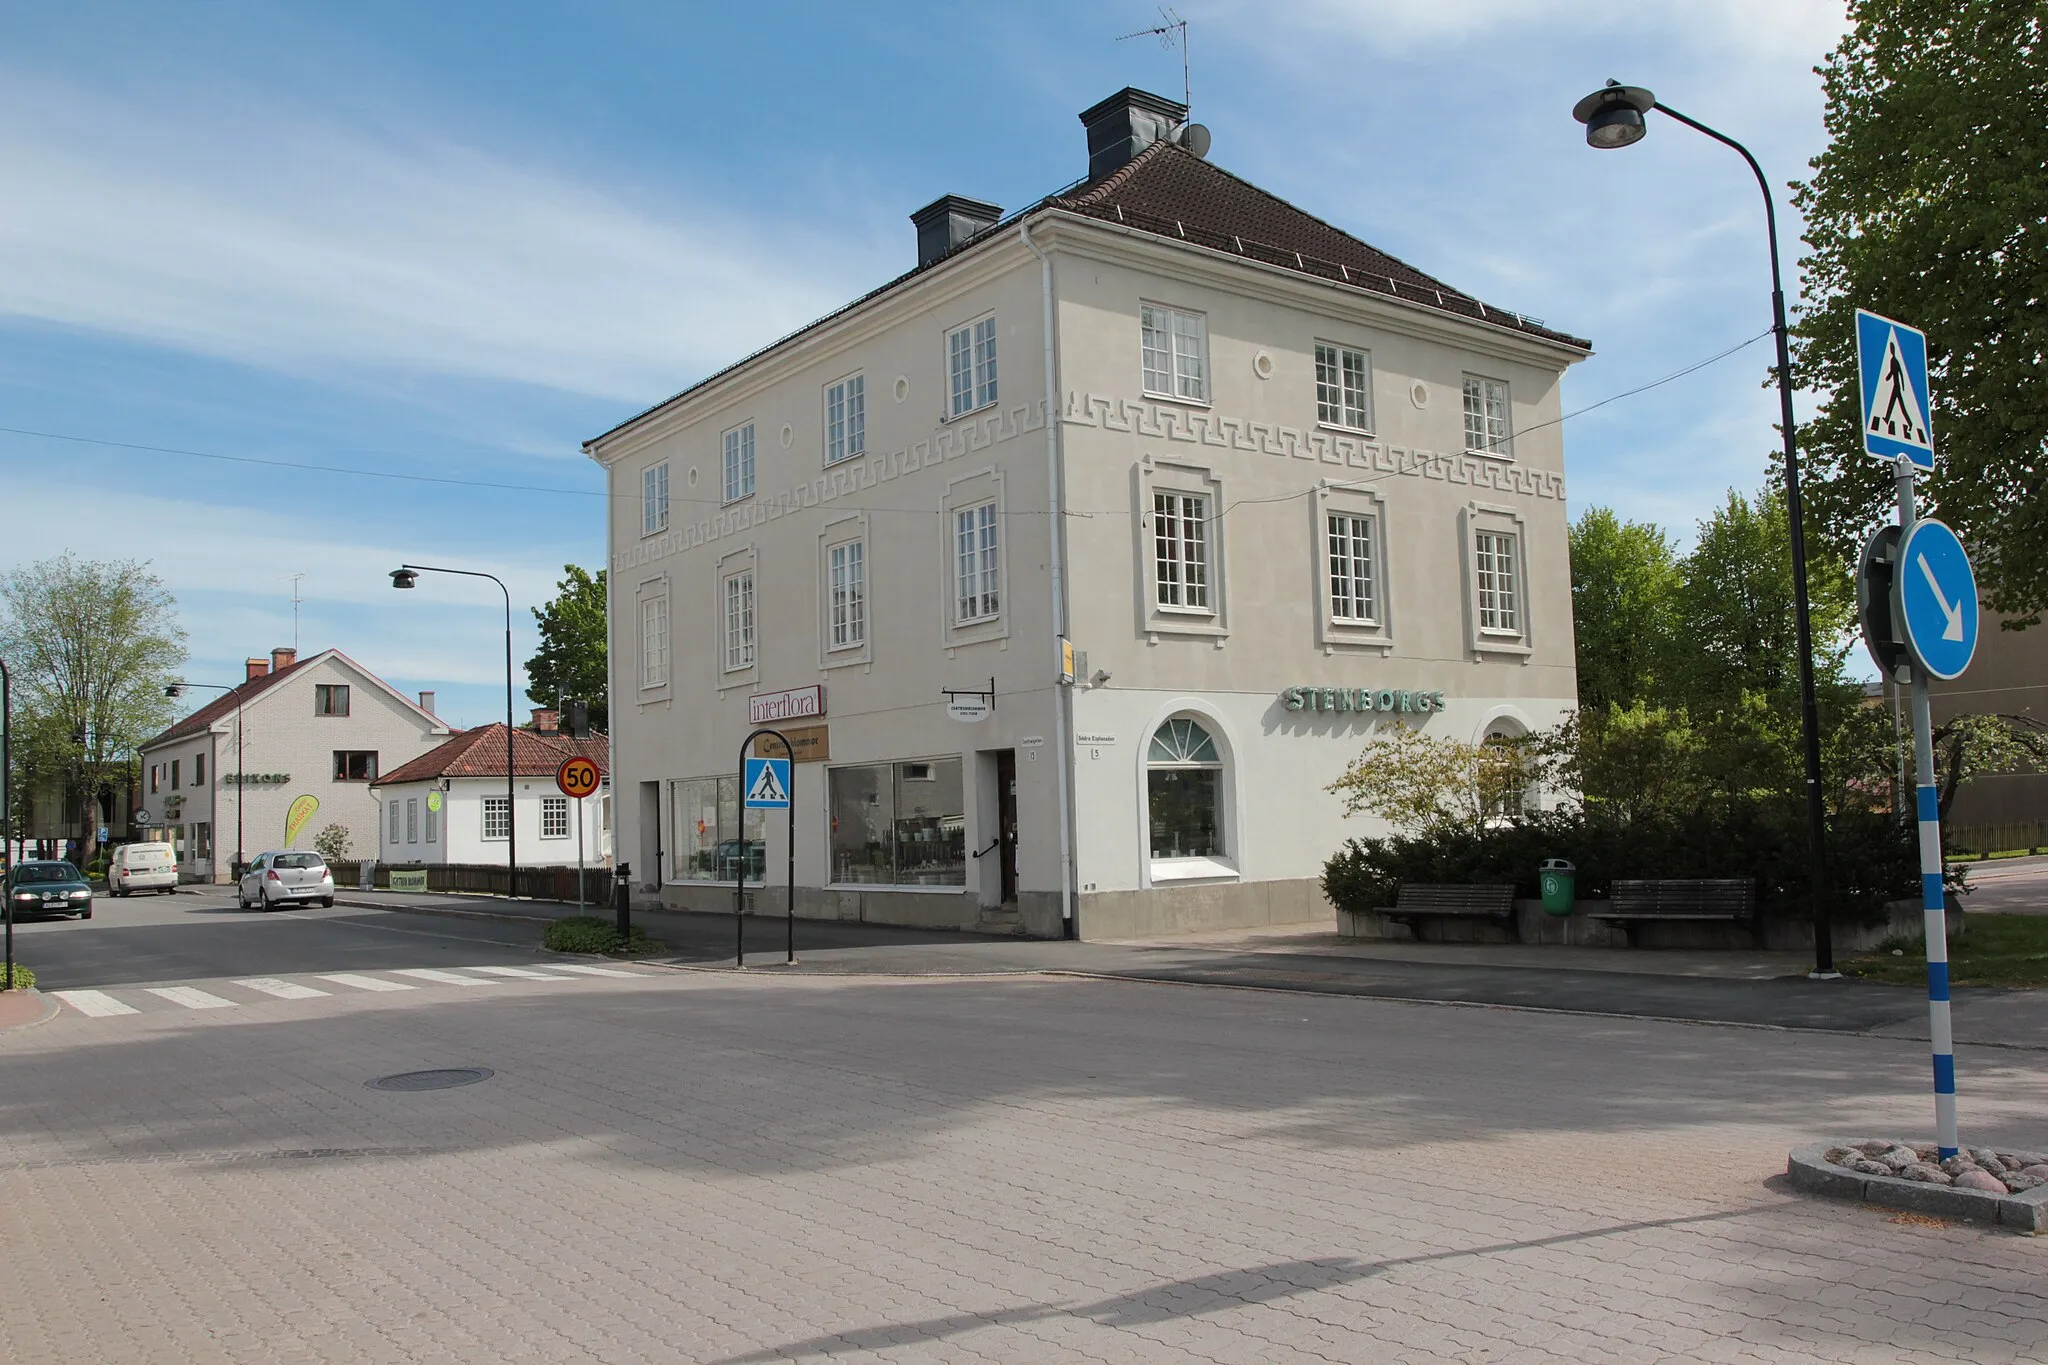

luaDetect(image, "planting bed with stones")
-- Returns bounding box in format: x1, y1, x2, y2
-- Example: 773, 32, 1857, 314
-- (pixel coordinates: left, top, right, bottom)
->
1824, 1139, 2048, 1194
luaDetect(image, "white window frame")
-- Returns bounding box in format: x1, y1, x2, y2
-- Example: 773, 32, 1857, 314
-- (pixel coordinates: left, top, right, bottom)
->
1142, 712, 1238, 885
425, 796, 438, 844
406, 798, 418, 845
825, 373, 865, 465
640, 591, 669, 689
1141, 304, 1209, 403
1463, 374, 1513, 457
641, 461, 669, 536
953, 501, 1000, 624
541, 795, 570, 839
482, 796, 511, 842
1327, 510, 1379, 625
723, 569, 756, 672
947, 315, 998, 419
388, 800, 400, 844
1135, 460, 1228, 641
722, 422, 756, 503
1152, 491, 1210, 612
1315, 342, 1372, 431
828, 537, 866, 651
1475, 529, 1521, 634
1460, 503, 1533, 657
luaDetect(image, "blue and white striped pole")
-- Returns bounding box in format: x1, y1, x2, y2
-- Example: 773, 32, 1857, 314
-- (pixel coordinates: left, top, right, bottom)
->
1898, 459, 1960, 1160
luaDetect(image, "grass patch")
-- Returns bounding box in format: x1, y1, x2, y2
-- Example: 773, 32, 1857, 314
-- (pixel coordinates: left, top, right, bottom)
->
3, 963, 34, 990
1844, 915, 2048, 988
542, 915, 665, 957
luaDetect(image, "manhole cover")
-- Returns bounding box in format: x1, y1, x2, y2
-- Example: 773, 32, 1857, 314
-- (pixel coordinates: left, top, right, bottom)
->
367, 1068, 494, 1092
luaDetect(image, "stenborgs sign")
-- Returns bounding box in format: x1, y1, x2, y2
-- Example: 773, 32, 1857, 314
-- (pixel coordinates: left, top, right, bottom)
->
1281, 686, 1446, 715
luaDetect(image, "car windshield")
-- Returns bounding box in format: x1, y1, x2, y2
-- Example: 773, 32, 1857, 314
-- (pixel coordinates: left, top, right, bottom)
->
274, 854, 325, 870
14, 863, 80, 884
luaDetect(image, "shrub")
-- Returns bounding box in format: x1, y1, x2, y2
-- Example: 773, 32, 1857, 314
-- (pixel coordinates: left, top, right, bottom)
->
543, 915, 663, 957
312, 824, 353, 864
3, 964, 35, 990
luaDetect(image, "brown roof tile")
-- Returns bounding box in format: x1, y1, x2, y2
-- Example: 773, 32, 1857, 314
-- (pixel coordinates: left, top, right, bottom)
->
147, 659, 311, 746
372, 725, 610, 787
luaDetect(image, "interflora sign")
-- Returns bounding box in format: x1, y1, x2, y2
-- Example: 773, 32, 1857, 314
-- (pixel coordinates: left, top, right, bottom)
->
749, 685, 824, 725
1281, 686, 1446, 715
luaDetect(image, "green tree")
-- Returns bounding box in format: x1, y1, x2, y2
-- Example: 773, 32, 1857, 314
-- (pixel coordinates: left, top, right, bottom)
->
1326, 724, 1538, 834
312, 823, 353, 864
525, 565, 607, 732
1568, 508, 1679, 710
0, 555, 186, 858
1790, 0, 2048, 623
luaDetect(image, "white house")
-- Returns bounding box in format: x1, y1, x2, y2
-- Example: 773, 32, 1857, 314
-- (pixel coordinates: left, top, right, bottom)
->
141, 647, 453, 881
369, 721, 611, 869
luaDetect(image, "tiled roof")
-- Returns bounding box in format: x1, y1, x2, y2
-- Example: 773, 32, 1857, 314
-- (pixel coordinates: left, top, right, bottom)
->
372, 725, 610, 786
147, 659, 311, 747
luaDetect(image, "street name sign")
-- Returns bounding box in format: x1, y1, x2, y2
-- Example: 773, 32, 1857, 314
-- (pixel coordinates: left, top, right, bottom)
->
1857, 308, 1935, 468
1893, 519, 1979, 680
743, 756, 791, 809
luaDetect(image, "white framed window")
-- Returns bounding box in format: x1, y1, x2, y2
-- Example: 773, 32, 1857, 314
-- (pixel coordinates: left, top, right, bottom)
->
406, 798, 419, 844
723, 570, 756, 671
482, 796, 510, 841
1315, 343, 1372, 430
425, 797, 438, 844
1153, 492, 1210, 610
1463, 375, 1512, 456
828, 539, 866, 650
641, 461, 669, 535
542, 796, 570, 839
826, 374, 865, 464
947, 316, 998, 418
388, 800, 400, 843
1328, 512, 1379, 623
1146, 716, 1233, 881
1475, 529, 1521, 632
723, 422, 756, 502
1141, 304, 1208, 402
953, 502, 999, 622
640, 592, 669, 688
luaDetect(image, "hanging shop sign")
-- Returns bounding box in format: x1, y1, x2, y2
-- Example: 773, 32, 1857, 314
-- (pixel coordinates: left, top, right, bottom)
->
749, 685, 825, 725
1280, 686, 1447, 715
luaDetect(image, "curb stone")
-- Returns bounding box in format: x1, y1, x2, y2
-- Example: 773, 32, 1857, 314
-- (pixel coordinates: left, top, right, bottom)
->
332, 896, 555, 926
1787, 1141, 2048, 1234
0, 988, 60, 1034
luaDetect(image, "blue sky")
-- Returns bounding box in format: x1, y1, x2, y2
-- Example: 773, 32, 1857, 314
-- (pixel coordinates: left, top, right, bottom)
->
0, 0, 1853, 727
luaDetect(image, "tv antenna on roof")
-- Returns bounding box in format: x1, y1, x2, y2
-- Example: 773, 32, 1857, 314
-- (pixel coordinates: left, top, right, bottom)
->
1118, 7, 1190, 114
283, 572, 306, 652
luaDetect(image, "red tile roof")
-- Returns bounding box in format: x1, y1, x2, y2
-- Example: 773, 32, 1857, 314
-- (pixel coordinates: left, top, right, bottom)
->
372, 724, 610, 786
147, 659, 312, 746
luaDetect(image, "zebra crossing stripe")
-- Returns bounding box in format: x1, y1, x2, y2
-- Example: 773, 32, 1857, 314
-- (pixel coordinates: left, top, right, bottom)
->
545, 964, 639, 978
234, 977, 331, 1000
146, 986, 236, 1010
464, 965, 575, 980
54, 990, 141, 1017
390, 968, 499, 987
318, 973, 417, 992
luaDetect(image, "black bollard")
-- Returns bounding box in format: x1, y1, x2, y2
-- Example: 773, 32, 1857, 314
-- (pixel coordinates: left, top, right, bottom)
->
614, 861, 631, 941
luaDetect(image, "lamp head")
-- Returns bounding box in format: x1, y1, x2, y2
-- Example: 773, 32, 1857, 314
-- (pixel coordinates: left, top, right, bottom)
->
389, 568, 418, 590
165, 684, 184, 699
1572, 81, 1656, 150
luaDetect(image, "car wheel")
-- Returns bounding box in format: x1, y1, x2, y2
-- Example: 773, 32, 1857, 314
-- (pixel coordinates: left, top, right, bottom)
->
79, 907, 92, 920
320, 897, 334, 908
259, 889, 272, 911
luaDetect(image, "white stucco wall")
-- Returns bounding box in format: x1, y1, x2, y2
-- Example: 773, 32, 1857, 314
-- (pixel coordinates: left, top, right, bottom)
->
373, 775, 610, 868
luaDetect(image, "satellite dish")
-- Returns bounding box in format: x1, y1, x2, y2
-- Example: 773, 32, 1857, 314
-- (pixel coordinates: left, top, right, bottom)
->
1177, 123, 1212, 158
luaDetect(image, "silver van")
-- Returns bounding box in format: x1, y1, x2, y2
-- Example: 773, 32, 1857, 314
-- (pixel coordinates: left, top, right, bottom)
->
108, 842, 179, 896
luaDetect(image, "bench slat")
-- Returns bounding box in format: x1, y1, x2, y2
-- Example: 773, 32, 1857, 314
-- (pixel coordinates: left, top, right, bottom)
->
1394, 883, 1516, 916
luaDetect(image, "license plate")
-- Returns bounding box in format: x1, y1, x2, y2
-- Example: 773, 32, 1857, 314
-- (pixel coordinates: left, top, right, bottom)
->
43, 898, 67, 907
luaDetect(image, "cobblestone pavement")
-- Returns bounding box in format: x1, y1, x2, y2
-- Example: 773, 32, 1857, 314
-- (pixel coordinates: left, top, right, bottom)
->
3, 968, 2045, 1362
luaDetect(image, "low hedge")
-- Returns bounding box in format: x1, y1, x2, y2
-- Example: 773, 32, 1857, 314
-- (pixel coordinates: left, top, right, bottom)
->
1322, 805, 1920, 926
542, 915, 664, 957
3, 963, 35, 990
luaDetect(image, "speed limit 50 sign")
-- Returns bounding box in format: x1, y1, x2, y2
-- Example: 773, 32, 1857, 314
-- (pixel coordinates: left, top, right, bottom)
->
555, 755, 602, 799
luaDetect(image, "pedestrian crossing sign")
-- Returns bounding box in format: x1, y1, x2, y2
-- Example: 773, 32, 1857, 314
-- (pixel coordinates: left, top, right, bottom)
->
743, 756, 791, 809
1856, 309, 1935, 468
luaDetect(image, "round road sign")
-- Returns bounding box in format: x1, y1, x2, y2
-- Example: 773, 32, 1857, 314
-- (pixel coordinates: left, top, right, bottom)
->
1892, 519, 1980, 681
556, 755, 601, 799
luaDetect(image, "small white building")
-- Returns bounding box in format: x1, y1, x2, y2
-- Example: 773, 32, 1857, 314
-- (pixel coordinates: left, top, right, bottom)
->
369, 721, 611, 869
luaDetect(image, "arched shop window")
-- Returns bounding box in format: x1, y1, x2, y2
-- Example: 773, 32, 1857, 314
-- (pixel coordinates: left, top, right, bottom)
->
1481, 719, 1539, 821
1147, 717, 1225, 861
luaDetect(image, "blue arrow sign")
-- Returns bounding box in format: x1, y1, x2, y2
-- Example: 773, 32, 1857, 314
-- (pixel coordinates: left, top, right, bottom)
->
742, 756, 791, 809
1893, 519, 1978, 680
1857, 309, 1935, 468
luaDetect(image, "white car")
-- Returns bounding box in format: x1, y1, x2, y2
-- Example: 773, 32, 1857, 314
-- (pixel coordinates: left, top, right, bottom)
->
108, 841, 179, 896
237, 851, 335, 910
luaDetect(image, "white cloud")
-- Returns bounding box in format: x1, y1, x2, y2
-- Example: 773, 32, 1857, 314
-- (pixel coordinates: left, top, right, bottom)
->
0, 73, 892, 404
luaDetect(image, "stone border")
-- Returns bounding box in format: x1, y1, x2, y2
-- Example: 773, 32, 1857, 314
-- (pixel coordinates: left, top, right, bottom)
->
1788, 1142, 2048, 1234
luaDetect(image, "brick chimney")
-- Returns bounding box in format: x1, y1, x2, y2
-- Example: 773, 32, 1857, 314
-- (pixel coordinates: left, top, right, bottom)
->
271, 646, 297, 673
418, 691, 436, 716
531, 707, 560, 735
245, 657, 270, 682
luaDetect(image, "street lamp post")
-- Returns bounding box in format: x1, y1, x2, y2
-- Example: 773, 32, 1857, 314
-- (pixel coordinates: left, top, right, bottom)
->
391, 565, 518, 899
3, 655, 13, 990
1572, 81, 1840, 980
165, 680, 246, 882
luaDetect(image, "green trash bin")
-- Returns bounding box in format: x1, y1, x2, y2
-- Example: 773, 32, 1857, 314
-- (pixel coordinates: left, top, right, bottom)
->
1539, 858, 1576, 916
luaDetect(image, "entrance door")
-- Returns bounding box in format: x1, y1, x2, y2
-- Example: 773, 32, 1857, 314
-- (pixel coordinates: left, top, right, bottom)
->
995, 750, 1018, 905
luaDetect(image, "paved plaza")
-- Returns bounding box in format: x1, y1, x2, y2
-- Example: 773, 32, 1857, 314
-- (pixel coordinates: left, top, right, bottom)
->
5, 943, 2046, 1363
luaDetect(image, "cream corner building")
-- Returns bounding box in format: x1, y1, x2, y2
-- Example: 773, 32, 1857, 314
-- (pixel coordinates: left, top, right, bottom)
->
587, 88, 1590, 940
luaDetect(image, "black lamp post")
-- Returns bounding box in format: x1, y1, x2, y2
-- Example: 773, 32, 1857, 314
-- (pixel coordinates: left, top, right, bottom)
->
2, 655, 12, 990
166, 680, 246, 882
391, 565, 518, 898
1573, 81, 1839, 978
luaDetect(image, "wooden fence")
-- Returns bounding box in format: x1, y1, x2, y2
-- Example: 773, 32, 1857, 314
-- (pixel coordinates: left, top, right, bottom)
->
1946, 820, 2048, 857
329, 860, 613, 906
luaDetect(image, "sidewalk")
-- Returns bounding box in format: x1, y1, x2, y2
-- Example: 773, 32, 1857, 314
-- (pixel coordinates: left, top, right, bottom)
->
0, 988, 56, 1033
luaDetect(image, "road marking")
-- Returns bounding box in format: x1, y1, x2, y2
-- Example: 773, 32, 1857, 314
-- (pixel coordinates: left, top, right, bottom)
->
146, 986, 237, 1011
390, 968, 499, 987
54, 990, 141, 1017
234, 977, 331, 1000
463, 965, 575, 980
318, 973, 418, 993
544, 964, 641, 978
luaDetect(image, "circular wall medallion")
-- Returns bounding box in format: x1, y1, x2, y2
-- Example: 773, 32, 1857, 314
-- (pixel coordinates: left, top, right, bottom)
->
1410, 381, 1430, 409
367, 1068, 494, 1092
893, 375, 909, 403
1252, 351, 1275, 380
687, 466, 699, 487
780, 424, 794, 449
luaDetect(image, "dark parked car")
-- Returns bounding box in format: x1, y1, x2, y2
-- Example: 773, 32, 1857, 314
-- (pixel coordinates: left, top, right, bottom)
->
6, 861, 93, 920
